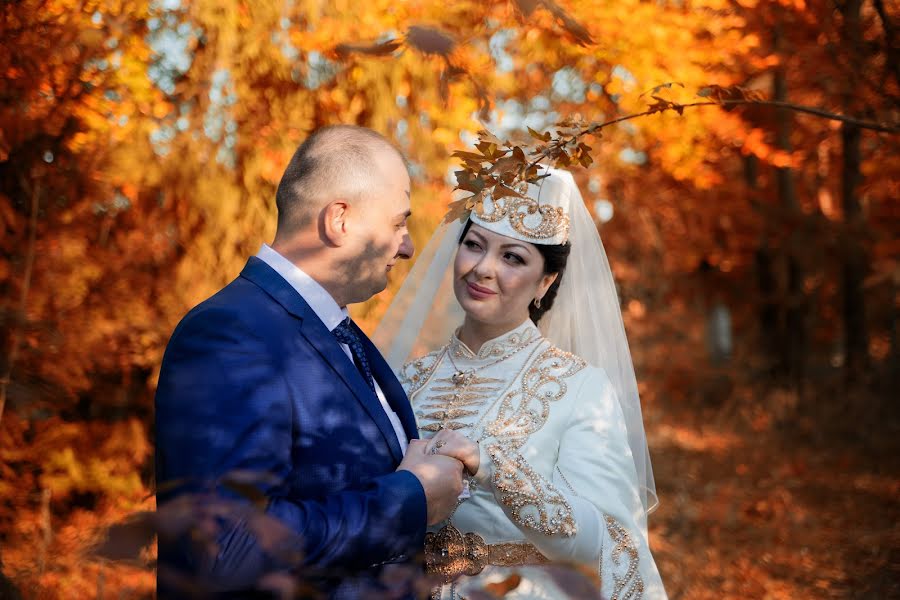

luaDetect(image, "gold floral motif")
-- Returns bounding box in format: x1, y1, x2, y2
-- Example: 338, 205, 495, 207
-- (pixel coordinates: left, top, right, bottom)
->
450, 326, 541, 360
473, 195, 570, 241
417, 374, 504, 432
424, 523, 549, 583
487, 441, 577, 536
399, 347, 445, 396
480, 347, 586, 536
484, 347, 585, 442
605, 515, 644, 600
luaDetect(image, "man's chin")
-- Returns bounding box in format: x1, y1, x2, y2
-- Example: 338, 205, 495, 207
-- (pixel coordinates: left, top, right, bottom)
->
350, 278, 388, 304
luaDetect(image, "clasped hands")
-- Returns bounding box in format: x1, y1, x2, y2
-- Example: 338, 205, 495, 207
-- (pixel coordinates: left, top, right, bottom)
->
424, 429, 480, 476
397, 429, 480, 525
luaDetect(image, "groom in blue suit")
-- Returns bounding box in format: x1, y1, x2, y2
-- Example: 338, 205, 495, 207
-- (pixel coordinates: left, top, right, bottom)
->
155, 126, 464, 597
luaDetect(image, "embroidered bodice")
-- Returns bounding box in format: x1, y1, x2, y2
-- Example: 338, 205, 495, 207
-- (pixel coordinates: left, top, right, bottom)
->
400, 320, 667, 600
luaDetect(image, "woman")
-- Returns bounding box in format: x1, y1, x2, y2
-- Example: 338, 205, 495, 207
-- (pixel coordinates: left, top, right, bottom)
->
374, 167, 667, 599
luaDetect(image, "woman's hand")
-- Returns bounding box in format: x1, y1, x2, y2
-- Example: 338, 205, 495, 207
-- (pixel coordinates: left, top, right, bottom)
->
424, 429, 480, 476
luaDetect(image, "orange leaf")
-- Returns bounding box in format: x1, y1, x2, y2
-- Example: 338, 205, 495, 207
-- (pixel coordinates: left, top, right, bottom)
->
483, 574, 522, 596
528, 126, 552, 142
491, 183, 525, 199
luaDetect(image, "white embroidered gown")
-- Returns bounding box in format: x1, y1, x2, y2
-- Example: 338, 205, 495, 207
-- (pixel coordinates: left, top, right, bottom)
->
399, 320, 667, 600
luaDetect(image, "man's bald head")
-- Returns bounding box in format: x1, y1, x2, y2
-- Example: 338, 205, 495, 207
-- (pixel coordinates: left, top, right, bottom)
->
275, 125, 407, 236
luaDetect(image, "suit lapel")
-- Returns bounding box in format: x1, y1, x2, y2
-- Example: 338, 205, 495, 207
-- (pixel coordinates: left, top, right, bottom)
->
356, 324, 420, 442
239, 257, 406, 462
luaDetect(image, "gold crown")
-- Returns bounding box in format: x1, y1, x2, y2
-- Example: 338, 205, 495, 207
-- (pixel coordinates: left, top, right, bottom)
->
470, 174, 572, 244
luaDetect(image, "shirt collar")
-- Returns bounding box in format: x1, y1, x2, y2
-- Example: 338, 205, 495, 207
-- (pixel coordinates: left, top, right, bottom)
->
256, 244, 349, 331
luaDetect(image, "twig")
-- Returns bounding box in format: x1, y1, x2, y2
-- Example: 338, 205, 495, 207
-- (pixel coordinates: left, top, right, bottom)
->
523, 98, 898, 170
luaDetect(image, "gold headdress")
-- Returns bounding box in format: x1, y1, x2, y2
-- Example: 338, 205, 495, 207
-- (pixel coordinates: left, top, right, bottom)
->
470, 166, 572, 245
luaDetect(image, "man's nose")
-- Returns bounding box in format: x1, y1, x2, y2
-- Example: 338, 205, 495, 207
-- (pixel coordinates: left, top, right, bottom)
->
397, 233, 414, 260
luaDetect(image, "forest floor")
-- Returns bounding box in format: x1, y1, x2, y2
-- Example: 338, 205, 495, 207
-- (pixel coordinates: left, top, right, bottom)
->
645, 376, 900, 599
2, 356, 898, 599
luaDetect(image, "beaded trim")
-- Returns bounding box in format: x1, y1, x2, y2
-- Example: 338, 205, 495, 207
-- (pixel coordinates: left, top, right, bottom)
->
605, 515, 645, 600
399, 347, 445, 396
486, 441, 577, 536
473, 194, 570, 242
424, 522, 549, 584
450, 325, 541, 360
482, 346, 586, 537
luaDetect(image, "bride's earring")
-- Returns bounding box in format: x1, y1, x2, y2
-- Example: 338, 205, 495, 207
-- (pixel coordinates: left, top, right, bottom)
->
533, 297, 542, 309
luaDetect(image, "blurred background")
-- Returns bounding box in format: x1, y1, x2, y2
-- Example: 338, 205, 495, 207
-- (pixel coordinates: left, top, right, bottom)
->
1, 0, 897, 597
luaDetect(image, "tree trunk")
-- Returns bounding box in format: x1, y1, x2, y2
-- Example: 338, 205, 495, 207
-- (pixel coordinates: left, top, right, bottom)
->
840, 0, 869, 382
773, 18, 806, 387
749, 152, 782, 378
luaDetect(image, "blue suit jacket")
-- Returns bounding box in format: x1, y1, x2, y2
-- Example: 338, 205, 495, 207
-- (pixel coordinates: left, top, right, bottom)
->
155, 257, 426, 597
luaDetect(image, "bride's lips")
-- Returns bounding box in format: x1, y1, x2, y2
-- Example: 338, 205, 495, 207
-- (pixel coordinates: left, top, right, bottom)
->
466, 281, 497, 300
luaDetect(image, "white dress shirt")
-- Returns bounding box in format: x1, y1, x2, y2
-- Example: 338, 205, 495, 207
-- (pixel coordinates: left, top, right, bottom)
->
256, 244, 409, 453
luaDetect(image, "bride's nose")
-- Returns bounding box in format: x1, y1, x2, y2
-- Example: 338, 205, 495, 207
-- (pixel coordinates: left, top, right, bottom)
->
472, 254, 496, 279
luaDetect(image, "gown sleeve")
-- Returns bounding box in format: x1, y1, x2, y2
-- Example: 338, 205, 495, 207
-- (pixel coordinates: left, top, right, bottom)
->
474, 365, 667, 599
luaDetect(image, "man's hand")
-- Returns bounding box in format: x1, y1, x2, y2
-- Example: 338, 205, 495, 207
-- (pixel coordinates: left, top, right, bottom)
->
424, 429, 480, 476
397, 439, 464, 525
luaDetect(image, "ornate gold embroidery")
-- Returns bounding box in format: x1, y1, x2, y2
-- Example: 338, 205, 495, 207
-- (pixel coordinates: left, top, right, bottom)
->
487, 441, 577, 536
424, 523, 549, 583
399, 347, 445, 396
484, 347, 585, 442
450, 326, 540, 360
418, 329, 540, 434
481, 347, 586, 537
474, 194, 570, 241
418, 374, 504, 432
605, 515, 644, 600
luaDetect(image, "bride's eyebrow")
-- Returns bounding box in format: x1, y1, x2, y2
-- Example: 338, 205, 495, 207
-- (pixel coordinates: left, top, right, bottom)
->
500, 242, 531, 254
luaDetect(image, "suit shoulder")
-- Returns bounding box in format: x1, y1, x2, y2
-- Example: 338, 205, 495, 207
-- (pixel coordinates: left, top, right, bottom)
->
166, 276, 279, 347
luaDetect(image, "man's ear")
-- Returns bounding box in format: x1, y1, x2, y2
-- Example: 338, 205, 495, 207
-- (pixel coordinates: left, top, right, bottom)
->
321, 200, 350, 246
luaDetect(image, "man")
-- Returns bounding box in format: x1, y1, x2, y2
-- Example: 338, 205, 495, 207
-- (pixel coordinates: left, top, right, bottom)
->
155, 125, 464, 597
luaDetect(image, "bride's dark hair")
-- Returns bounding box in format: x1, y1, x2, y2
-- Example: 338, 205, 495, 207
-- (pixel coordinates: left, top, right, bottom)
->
458, 219, 572, 323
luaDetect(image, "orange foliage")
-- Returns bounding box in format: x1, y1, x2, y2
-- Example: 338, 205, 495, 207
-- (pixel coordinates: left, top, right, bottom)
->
0, 0, 897, 597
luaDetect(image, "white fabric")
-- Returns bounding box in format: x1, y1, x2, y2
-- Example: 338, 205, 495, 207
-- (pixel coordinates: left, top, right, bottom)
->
536, 170, 657, 514
399, 321, 667, 599
372, 168, 656, 514
471, 167, 572, 245
256, 244, 408, 453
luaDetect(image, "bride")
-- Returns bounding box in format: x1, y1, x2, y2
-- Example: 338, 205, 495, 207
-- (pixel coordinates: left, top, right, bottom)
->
374, 167, 667, 599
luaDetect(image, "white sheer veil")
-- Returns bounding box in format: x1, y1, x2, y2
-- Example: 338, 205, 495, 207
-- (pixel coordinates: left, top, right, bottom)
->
372, 169, 658, 517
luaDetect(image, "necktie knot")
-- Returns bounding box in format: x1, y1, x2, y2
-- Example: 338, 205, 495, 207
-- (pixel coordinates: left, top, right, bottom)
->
332, 318, 376, 395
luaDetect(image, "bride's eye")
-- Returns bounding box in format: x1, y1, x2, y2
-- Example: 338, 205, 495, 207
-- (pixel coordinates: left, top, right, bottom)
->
463, 240, 482, 251
504, 252, 525, 265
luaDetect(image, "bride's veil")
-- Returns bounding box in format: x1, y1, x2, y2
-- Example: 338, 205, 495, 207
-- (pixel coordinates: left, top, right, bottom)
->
372, 169, 658, 519
372, 218, 465, 368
